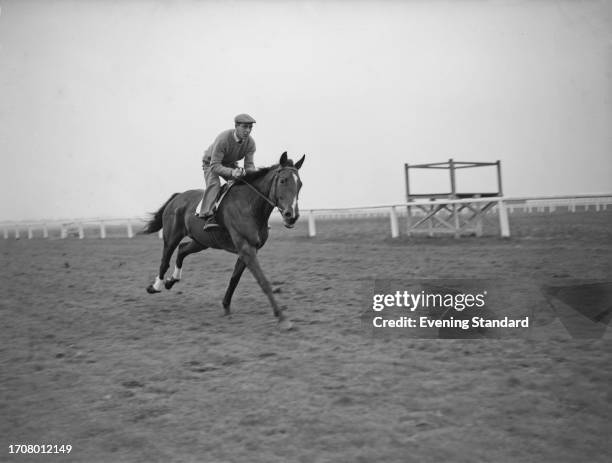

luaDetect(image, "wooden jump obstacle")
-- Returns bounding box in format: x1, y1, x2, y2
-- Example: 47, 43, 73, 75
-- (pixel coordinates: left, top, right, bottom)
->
404, 159, 503, 238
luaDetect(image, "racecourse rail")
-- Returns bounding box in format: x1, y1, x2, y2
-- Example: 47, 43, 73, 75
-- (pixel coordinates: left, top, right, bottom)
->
2, 194, 611, 240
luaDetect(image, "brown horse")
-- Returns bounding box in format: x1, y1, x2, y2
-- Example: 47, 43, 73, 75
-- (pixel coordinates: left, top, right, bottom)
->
142, 152, 304, 330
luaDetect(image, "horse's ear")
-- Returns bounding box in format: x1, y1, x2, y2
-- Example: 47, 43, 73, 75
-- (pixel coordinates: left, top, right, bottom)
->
279, 151, 288, 166
295, 155, 305, 170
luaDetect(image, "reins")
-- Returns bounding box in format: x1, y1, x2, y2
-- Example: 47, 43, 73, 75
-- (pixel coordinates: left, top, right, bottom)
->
235, 167, 299, 212
235, 176, 277, 208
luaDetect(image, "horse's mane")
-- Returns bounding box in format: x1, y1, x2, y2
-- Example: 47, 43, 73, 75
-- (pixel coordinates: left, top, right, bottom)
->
242, 165, 276, 183
241, 164, 283, 182
240, 159, 297, 183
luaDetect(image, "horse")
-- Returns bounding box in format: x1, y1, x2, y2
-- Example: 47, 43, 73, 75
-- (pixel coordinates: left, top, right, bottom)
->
142, 152, 305, 330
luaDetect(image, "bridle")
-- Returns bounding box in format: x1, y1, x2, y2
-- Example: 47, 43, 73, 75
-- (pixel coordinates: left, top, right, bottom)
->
235, 166, 300, 215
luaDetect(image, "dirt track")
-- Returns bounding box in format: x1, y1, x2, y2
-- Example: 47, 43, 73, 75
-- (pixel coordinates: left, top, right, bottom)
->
1, 211, 611, 462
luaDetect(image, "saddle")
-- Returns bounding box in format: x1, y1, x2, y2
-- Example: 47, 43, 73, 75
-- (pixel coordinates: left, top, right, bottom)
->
195, 181, 236, 217
214, 182, 232, 208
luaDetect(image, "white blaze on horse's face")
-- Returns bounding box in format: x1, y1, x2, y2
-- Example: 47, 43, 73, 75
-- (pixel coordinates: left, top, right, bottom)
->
291, 173, 299, 211
277, 169, 302, 228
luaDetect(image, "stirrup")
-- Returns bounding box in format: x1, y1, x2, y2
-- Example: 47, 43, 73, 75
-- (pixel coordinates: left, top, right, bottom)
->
203, 217, 220, 230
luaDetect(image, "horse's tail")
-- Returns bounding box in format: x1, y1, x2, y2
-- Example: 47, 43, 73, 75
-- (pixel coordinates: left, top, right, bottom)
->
141, 193, 180, 234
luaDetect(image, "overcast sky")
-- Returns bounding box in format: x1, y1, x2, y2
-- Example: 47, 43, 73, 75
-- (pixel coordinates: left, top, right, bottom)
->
1, 0, 611, 221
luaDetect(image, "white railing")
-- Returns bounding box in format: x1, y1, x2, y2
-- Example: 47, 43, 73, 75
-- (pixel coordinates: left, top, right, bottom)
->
2, 194, 611, 240
304, 193, 612, 239
0, 217, 161, 240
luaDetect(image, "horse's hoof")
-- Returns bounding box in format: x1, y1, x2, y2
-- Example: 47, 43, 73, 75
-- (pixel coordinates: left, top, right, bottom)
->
146, 284, 161, 294
221, 302, 231, 316
164, 277, 179, 290
278, 319, 294, 331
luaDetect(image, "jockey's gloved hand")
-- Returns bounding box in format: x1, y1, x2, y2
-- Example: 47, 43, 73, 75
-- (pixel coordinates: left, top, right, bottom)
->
231, 167, 246, 179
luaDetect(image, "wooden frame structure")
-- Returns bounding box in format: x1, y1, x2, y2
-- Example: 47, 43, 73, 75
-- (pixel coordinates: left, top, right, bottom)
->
404, 158, 503, 237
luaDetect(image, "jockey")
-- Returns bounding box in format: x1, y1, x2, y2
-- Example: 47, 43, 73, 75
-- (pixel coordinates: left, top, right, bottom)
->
199, 113, 258, 230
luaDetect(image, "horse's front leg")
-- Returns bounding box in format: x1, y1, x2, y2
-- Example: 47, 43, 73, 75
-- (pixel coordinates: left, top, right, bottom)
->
222, 257, 246, 316
237, 242, 292, 330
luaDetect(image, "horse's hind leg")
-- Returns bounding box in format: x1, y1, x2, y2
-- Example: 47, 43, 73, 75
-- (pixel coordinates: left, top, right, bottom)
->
165, 240, 206, 290
222, 257, 246, 316
147, 231, 183, 294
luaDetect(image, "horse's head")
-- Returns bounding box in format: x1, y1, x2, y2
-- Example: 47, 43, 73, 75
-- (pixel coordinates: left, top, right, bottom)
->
273, 152, 305, 229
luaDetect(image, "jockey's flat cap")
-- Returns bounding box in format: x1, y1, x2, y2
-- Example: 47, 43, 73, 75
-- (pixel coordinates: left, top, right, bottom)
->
234, 113, 256, 124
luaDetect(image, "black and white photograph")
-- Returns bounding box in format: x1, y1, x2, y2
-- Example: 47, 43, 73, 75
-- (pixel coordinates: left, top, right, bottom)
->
1, 0, 611, 461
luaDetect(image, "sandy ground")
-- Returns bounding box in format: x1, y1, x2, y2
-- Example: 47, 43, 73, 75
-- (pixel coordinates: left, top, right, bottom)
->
1, 211, 611, 462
